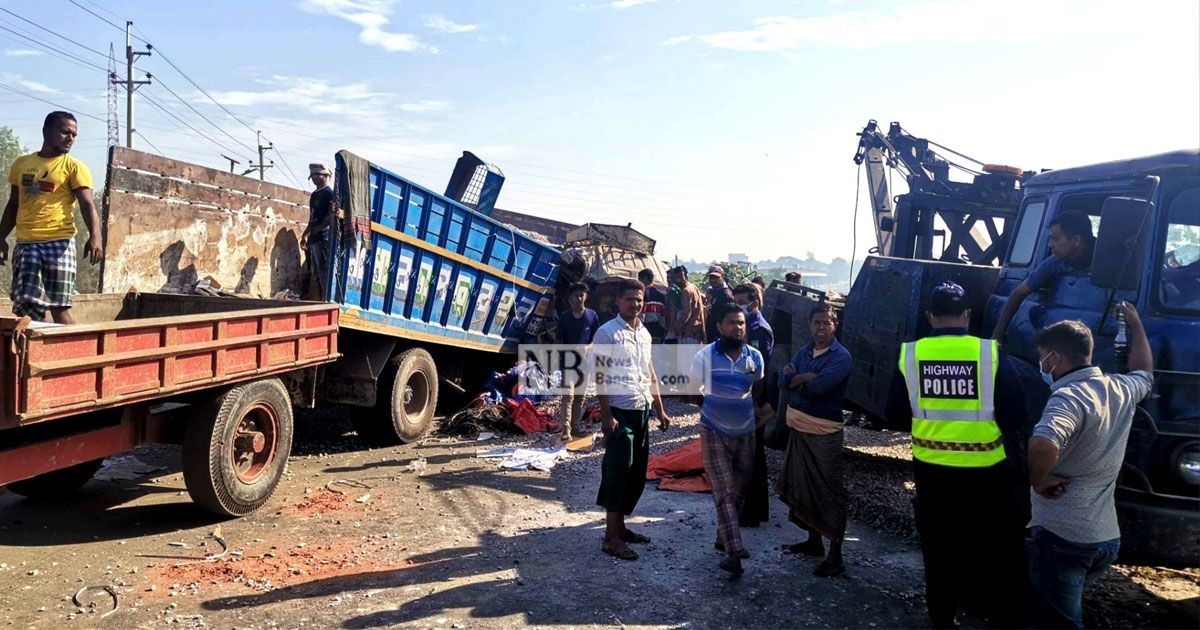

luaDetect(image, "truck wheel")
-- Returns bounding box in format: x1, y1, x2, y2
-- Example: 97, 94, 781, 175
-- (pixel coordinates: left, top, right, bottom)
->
182, 378, 293, 517
5, 459, 103, 498
355, 349, 438, 445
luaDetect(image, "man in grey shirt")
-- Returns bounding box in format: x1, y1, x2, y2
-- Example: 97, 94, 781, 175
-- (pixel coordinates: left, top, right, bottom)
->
1027, 302, 1153, 629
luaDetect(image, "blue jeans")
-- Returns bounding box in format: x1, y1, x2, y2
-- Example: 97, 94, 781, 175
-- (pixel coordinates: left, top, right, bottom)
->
1026, 526, 1120, 629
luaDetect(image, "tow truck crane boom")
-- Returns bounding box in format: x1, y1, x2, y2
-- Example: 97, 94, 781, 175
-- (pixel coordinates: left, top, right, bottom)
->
853, 120, 1030, 265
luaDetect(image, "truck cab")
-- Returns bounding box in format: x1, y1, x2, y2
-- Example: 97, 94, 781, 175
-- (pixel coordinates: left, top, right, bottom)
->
985, 150, 1200, 567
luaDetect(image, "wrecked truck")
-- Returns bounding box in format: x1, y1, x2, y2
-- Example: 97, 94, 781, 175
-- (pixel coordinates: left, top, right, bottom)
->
0, 147, 559, 517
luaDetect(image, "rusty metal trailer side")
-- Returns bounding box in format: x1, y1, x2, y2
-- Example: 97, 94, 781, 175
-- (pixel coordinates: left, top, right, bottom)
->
1, 298, 338, 428
0, 295, 340, 516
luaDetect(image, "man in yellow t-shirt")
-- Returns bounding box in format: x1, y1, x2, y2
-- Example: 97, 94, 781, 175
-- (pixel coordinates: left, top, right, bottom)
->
0, 111, 103, 324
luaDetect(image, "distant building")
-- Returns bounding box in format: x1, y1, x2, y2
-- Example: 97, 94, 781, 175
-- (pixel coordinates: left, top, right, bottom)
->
729, 253, 749, 264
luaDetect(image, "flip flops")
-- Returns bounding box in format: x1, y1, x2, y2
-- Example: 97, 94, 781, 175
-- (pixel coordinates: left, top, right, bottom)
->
602, 545, 639, 561
621, 529, 651, 544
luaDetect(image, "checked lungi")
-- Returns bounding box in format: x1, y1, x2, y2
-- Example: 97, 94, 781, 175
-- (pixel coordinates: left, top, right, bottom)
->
10, 238, 76, 320
701, 426, 756, 556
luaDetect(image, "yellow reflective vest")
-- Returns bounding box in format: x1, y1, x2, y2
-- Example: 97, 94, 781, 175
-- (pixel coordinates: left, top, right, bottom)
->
898, 335, 1006, 467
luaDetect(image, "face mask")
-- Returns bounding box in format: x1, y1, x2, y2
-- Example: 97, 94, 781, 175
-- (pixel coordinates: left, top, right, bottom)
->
739, 304, 752, 316
1039, 354, 1060, 386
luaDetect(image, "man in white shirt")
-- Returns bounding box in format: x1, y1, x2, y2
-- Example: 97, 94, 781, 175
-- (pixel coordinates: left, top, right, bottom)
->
593, 278, 673, 561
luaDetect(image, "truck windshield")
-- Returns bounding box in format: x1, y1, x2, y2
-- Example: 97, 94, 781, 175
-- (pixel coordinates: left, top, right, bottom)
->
1158, 186, 1200, 312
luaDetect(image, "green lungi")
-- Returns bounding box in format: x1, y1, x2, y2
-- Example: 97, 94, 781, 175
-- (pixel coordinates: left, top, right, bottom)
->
597, 406, 651, 515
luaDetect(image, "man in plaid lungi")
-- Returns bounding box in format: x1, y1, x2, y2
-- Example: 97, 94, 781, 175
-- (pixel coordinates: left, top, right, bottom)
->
691, 301, 764, 575
1, 111, 103, 323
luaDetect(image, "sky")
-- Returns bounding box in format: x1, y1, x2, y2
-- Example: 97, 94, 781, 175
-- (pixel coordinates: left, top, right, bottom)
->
1, 0, 1198, 265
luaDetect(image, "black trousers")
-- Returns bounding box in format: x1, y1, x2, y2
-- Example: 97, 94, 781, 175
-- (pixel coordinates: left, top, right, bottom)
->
914, 460, 1029, 628
739, 424, 769, 526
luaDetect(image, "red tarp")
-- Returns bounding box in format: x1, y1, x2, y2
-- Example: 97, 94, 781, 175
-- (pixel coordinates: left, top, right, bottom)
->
506, 399, 562, 435
646, 439, 711, 493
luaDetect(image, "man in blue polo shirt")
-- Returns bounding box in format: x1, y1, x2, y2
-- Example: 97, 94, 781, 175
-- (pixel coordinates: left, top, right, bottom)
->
732, 283, 774, 528
691, 301, 765, 575
992, 210, 1095, 341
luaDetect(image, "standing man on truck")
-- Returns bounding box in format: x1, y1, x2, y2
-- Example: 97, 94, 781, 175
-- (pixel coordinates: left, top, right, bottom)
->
593, 278, 673, 561
993, 211, 1095, 341
302, 162, 335, 300
1026, 305, 1153, 629
0, 111, 103, 324
885, 282, 1028, 628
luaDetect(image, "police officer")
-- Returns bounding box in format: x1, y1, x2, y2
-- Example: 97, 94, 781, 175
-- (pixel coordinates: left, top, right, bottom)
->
884, 282, 1028, 628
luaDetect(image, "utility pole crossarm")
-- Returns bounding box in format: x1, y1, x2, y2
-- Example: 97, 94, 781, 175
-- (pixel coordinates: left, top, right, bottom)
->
120, 20, 152, 149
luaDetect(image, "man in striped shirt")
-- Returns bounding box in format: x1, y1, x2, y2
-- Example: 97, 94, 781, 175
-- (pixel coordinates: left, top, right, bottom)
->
691, 301, 765, 575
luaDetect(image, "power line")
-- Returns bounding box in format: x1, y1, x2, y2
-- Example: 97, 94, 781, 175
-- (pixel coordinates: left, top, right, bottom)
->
140, 90, 241, 157
134, 129, 165, 156
63, 0, 303, 186
0, 83, 106, 122
65, 0, 133, 36
0, 6, 109, 58
253, 119, 774, 206
153, 75, 256, 154
0, 21, 107, 73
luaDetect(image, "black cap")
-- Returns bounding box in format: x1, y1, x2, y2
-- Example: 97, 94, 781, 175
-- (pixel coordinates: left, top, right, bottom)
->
929, 281, 969, 317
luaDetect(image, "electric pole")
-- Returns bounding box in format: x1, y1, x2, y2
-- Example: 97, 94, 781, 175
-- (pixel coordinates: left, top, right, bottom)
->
221, 155, 241, 173
243, 130, 274, 180
118, 21, 151, 148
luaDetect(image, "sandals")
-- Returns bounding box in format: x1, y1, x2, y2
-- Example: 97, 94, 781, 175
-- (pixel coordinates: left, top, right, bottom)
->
602, 545, 639, 561
813, 560, 845, 578
621, 529, 651, 544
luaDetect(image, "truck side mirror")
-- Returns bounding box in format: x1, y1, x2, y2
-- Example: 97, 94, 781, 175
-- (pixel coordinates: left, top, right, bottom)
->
1091, 197, 1153, 291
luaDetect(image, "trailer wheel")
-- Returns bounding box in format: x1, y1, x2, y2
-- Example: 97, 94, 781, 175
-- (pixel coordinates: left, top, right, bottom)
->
5, 459, 103, 499
354, 348, 438, 445
183, 378, 293, 517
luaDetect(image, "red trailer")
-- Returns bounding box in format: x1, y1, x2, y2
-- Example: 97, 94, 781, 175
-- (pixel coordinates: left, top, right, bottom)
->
0, 292, 339, 516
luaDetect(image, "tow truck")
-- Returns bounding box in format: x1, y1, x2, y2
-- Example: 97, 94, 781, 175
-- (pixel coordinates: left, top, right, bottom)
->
837, 120, 1199, 567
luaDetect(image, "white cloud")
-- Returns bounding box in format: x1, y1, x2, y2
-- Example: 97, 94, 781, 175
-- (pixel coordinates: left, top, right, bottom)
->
2, 72, 57, 93
299, 0, 437, 53
610, 0, 658, 8
424, 15, 479, 34
665, 0, 1166, 51
398, 99, 449, 113
4, 49, 44, 57
205, 76, 449, 119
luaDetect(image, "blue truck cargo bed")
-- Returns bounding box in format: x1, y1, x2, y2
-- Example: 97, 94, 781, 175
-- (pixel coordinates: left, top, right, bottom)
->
332, 151, 560, 353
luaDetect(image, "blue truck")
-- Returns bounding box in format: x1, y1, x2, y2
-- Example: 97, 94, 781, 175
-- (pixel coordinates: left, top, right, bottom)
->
840, 125, 1199, 567
320, 150, 561, 442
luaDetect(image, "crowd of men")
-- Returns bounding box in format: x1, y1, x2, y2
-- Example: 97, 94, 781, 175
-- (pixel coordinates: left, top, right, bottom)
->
566, 245, 1153, 629
5, 111, 1156, 629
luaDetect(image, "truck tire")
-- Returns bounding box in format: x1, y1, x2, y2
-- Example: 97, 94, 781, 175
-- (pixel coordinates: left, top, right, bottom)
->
182, 378, 293, 517
5, 459, 103, 498
354, 348, 438, 445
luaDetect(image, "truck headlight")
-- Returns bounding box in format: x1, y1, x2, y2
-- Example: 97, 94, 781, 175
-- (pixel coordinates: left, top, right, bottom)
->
1176, 443, 1200, 485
